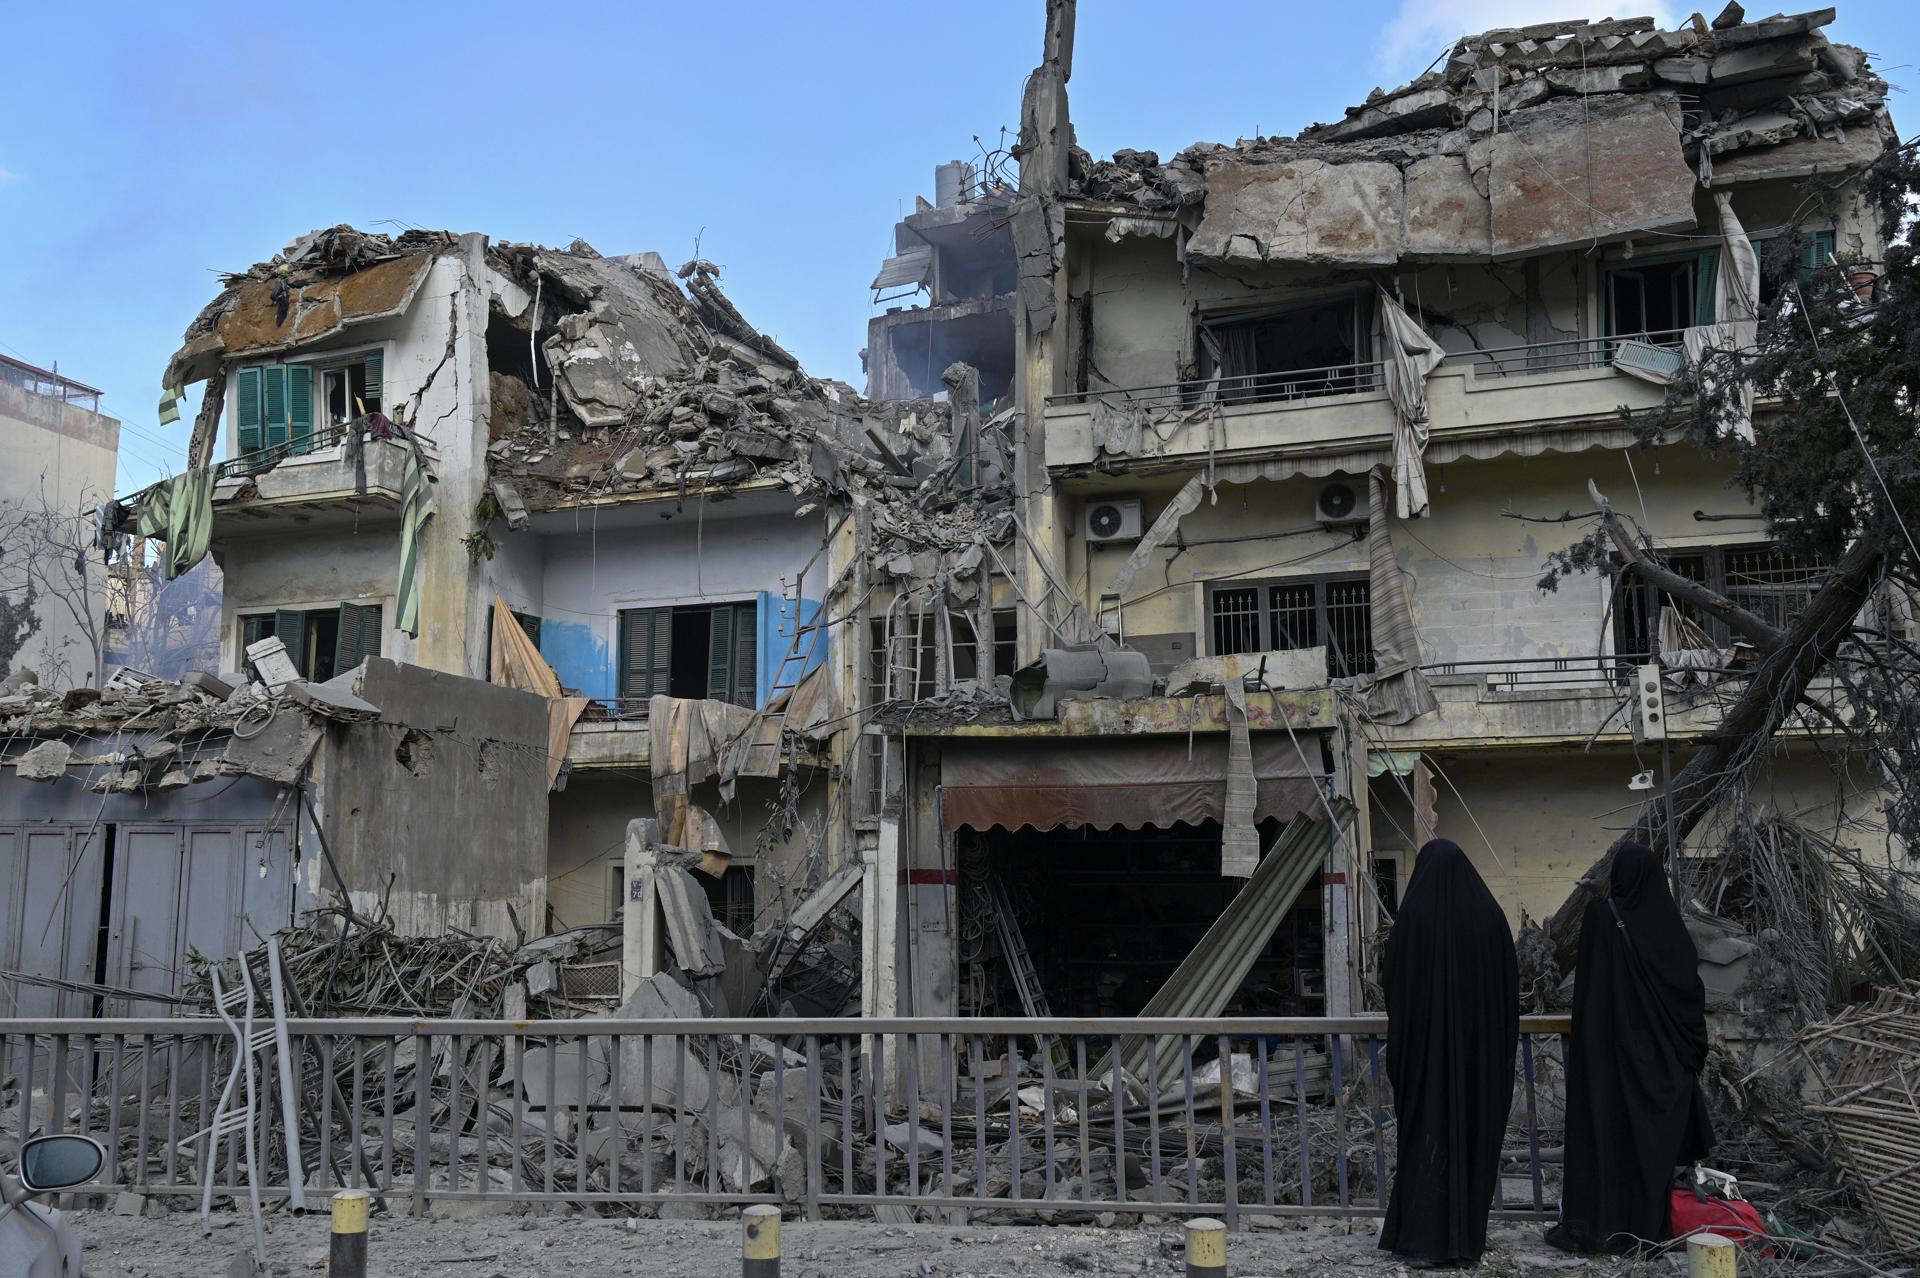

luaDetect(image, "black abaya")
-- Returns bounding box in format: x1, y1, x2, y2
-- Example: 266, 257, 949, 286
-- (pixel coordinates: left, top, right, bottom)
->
1552, 842, 1713, 1254
1379, 839, 1519, 1266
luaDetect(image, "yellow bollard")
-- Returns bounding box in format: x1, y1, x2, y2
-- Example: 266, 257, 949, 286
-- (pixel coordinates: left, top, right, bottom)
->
328, 1189, 369, 1278
742, 1203, 781, 1278
1186, 1217, 1226, 1278
1688, 1232, 1738, 1278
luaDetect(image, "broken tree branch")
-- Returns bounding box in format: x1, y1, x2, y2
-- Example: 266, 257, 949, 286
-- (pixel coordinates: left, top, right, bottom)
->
1535, 525, 1888, 975
1592, 482, 1786, 651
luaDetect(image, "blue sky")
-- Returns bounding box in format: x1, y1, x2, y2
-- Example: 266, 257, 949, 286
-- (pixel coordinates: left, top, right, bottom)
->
2, 1, 1912, 492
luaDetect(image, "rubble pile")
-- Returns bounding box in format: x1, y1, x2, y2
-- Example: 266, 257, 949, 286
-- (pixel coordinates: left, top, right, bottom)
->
1072, 7, 1889, 265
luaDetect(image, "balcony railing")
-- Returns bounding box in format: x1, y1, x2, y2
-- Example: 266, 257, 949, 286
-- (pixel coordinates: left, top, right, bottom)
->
1048, 360, 1386, 410
1441, 329, 1688, 380
214, 423, 353, 481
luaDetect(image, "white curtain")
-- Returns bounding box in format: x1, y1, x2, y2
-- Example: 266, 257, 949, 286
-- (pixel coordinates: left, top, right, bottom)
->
1684, 191, 1760, 444
1375, 289, 1447, 519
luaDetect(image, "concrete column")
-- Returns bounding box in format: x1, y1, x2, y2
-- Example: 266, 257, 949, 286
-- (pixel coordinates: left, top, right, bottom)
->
622, 818, 663, 998
860, 820, 900, 1020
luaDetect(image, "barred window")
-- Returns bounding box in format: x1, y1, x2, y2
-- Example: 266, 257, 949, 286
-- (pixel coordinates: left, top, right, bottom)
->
1612, 541, 1823, 659
1207, 575, 1374, 678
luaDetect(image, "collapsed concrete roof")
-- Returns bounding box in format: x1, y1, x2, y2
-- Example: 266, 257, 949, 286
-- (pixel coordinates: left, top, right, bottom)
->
1071, 6, 1891, 264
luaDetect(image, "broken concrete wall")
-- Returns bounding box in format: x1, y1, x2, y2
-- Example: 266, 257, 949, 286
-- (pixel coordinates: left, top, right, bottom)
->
314, 657, 550, 940
545, 772, 828, 932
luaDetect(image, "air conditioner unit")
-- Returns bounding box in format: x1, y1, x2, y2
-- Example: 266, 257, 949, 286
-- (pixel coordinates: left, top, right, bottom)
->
1314, 479, 1367, 526
1085, 497, 1144, 543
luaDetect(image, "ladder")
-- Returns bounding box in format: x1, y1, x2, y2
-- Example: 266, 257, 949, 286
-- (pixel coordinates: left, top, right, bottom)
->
980, 875, 1062, 1068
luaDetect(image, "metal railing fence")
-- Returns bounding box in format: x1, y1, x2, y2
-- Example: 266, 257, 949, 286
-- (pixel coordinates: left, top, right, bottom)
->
0, 1016, 1569, 1224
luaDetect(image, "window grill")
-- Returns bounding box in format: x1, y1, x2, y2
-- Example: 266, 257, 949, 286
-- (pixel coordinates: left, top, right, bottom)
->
1612, 542, 1824, 661
1207, 576, 1374, 678
1211, 587, 1263, 656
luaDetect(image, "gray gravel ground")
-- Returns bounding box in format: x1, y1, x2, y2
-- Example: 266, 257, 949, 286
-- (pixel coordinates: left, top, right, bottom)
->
68, 1210, 1628, 1278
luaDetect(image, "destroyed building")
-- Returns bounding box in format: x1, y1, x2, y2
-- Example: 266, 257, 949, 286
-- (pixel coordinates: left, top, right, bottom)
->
869, 2, 1907, 1030
2, 4, 1906, 1044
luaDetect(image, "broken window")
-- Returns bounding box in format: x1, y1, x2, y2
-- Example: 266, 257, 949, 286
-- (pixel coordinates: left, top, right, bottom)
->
1611, 541, 1823, 659
1603, 251, 1714, 340
617, 602, 757, 708
241, 601, 382, 682
318, 350, 384, 428
1207, 575, 1375, 678
1198, 293, 1372, 402
699, 864, 756, 935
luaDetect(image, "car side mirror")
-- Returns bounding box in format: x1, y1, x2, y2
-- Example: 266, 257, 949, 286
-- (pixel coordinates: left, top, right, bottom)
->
18, 1135, 106, 1192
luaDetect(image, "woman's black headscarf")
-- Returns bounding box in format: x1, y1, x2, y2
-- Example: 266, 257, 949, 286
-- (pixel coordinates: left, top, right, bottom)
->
1379, 839, 1519, 1266
1551, 842, 1713, 1254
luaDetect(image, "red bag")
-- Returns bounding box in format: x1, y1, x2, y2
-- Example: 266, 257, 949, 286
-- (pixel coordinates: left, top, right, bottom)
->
1669, 1190, 1771, 1252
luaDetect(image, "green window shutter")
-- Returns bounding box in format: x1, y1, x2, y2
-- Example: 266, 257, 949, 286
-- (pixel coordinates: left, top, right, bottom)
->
619, 607, 672, 701
706, 604, 736, 703
261, 365, 290, 450
273, 608, 310, 678
1693, 249, 1720, 327
363, 349, 384, 412
729, 603, 758, 708
235, 367, 263, 455
514, 612, 541, 645
1800, 231, 1836, 276
242, 613, 275, 649
333, 602, 382, 673
286, 364, 314, 454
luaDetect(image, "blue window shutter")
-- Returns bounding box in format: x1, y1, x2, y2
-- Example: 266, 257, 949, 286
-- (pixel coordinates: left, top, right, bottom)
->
287, 364, 314, 454
261, 365, 289, 450
619, 607, 672, 701
235, 367, 263, 454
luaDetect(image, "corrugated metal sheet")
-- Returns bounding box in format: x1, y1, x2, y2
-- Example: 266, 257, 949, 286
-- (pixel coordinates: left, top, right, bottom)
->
870, 248, 932, 291
1112, 810, 1346, 1081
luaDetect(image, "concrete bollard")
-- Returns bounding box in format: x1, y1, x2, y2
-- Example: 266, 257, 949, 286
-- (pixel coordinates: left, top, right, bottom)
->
328, 1189, 369, 1278
1688, 1232, 1738, 1278
1185, 1217, 1226, 1278
742, 1203, 781, 1278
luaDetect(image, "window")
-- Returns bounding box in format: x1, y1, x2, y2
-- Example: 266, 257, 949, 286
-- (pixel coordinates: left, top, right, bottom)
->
1207, 576, 1374, 678
700, 865, 756, 935
618, 602, 757, 708
234, 349, 382, 459
241, 602, 382, 682
1612, 542, 1823, 659
1199, 293, 1372, 402
487, 608, 542, 657
1604, 250, 1715, 339
1759, 230, 1837, 308
869, 606, 1017, 697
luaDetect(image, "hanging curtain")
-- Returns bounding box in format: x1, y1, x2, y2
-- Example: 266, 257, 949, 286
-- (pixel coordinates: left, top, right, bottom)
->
1375, 289, 1447, 519
1360, 468, 1438, 725
396, 451, 435, 637
135, 468, 215, 581
1684, 192, 1760, 444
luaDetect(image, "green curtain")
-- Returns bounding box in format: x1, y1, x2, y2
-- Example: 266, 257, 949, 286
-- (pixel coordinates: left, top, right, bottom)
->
135, 468, 215, 581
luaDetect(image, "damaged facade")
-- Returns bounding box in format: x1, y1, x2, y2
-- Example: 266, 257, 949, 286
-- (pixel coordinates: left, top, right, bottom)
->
3, 6, 1903, 1057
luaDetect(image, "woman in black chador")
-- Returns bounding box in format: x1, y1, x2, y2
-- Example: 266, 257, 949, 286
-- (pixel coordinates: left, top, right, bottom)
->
1547, 842, 1713, 1255
1379, 839, 1519, 1268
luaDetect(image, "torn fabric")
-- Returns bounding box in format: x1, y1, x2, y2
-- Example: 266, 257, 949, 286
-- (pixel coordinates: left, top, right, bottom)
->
1376, 289, 1447, 519
487, 596, 587, 790
1220, 674, 1260, 878
1108, 472, 1204, 602
648, 694, 755, 862
939, 734, 1324, 833
157, 384, 184, 427
1684, 192, 1760, 444
1360, 469, 1438, 725
135, 468, 215, 581
396, 450, 435, 637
